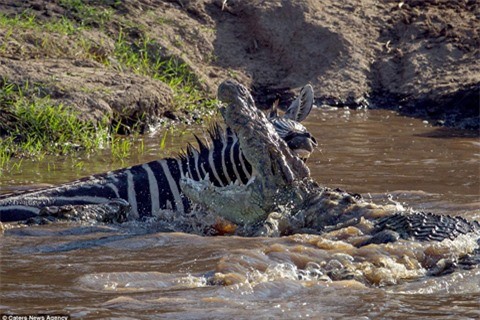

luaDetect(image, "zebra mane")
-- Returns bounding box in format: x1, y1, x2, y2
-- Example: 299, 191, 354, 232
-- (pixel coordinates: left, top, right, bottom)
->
180, 123, 233, 161
0, 124, 231, 201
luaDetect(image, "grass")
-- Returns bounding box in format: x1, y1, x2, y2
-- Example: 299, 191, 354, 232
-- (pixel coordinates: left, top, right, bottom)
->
113, 31, 218, 117
58, 0, 114, 28
0, 81, 112, 171
0, 12, 78, 35
159, 130, 169, 150
0, 12, 92, 60
110, 135, 133, 160
0, 79, 170, 171
0, 7, 220, 171
0, 11, 218, 119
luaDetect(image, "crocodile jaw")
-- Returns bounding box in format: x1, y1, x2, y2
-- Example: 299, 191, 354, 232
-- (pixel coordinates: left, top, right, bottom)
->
180, 176, 266, 225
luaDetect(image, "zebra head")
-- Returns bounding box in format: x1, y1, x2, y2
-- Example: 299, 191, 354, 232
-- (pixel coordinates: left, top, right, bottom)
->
268, 84, 317, 161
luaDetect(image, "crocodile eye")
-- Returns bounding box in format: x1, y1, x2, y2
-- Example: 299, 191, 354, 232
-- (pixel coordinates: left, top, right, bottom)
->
238, 84, 248, 96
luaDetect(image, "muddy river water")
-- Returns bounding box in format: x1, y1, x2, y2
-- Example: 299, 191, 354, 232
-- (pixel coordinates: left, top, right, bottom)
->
1, 109, 479, 319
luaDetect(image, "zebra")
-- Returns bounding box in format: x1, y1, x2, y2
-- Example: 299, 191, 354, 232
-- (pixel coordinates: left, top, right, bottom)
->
0, 85, 317, 222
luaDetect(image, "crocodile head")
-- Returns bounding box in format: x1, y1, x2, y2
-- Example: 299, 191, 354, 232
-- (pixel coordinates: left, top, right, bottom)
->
180, 79, 312, 224
219, 79, 318, 162
216, 79, 312, 183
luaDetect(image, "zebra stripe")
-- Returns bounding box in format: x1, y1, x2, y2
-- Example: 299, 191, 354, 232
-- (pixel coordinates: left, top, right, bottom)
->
131, 165, 154, 217
230, 139, 247, 184
146, 161, 175, 211
208, 145, 223, 186
126, 169, 138, 218
49, 195, 111, 205
159, 160, 184, 213
221, 136, 232, 184
238, 147, 251, 181
142, 163, 160, 215
186, 148, 199, 181
2, 205, 39, 214
106, 183, 120, 198
186, 157, 194, 180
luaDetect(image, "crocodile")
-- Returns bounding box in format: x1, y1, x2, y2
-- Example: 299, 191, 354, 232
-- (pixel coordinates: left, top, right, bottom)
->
181, 80, 480, 247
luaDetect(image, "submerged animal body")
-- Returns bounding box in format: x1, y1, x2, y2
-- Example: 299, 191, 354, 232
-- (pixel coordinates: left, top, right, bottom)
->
358, 211, 480, 247
0, 85, 317, 222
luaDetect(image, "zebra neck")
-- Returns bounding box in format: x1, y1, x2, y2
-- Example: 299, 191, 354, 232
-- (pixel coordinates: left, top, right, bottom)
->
181, 130, 252, 187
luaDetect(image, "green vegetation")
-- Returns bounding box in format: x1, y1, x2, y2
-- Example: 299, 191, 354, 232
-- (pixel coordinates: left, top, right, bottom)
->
113, 31, 218, 115
0, 80, 152, 171
0, 13, 91, 60
58, 0, 114, 27
0, 12, 78, 35
0, 5, 219, 171
159, 130, 169, 150
0, 11, 217, 115
0, 79, 196, 171
0, 10, 218, 118
0, 81, 111, 170
110, 135, 133, 160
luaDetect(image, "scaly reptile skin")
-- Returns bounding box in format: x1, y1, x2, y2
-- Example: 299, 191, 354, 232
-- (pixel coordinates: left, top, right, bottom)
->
182, 80, 480, 251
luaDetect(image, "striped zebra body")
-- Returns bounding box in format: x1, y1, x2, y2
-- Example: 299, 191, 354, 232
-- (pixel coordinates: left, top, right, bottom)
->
0, 127, 256, 221
0, 83, 316, 222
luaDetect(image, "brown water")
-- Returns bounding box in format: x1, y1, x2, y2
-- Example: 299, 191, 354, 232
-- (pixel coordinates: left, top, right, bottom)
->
1, 109, 480, 319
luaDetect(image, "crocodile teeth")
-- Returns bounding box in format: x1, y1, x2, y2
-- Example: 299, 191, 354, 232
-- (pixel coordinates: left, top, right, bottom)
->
228, 179, 241, 186
246, 175, 256, 186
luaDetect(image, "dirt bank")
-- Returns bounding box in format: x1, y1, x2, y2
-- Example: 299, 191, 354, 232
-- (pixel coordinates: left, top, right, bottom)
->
0, 0, 478, 130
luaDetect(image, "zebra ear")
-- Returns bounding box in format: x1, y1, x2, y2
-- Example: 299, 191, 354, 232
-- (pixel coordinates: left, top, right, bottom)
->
284, 84, 314, 122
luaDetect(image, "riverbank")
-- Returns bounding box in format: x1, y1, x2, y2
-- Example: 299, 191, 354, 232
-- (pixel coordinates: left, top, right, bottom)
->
0, 1, 478, 139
